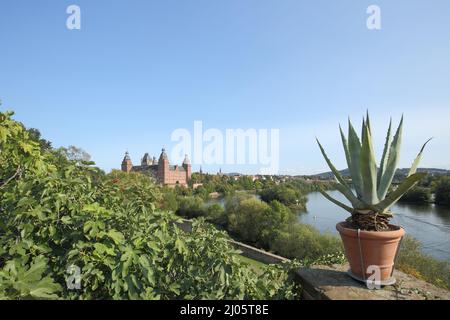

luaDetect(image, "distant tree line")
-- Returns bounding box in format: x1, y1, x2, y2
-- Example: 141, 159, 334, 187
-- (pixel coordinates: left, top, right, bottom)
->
399, 174, 450, 206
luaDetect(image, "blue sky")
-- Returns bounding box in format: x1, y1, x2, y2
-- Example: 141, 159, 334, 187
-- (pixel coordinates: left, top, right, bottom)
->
1, 0, 449, 174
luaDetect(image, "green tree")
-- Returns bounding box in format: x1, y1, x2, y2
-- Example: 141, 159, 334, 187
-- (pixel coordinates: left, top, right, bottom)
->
176, 196, 205, 219
270, 224, 342, 261
399, 186, 432, 203
434, 176, 450, 206
227, 197, 272, 246
27, 128, 52, 152
259, 185, 307, 211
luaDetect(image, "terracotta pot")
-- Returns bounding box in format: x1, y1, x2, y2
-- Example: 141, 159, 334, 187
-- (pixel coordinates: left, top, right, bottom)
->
336, 222, 405, 282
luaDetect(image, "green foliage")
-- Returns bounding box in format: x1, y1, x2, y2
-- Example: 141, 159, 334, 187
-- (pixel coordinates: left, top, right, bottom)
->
224, 194, 343, 262
0, 110, 299, 300
26, 128, 52, 152
160, 187, 179, 212
0, 256, 62, 300
228, 198, 272, 246
397, 236, 450, 290
204, 203, 226, 225
399, 186, 432, 203
176, 196, 205, 219
259, 185, 307, 212
270, 224, 343, 262
434, 175, 450, 206
305, 252, 347, 267
317, 113, 431, 228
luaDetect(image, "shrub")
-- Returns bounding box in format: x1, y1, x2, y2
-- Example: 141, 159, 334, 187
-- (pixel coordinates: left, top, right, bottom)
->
399, 186, 432, 203
396, 236, 450, 290
259, 185, 307, 212
160, 187, 179, 212
227, 198, 272, 246
204, 203, 226, 225
434, 176, 450, 206
270, 224, 342, 261
176, 196, 206, 219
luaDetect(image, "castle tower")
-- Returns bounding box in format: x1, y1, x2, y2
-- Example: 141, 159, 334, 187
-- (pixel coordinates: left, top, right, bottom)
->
141, 153, 152, 166
183, 154, 192, 182
157, 148, 169, 184
121, 152, 133, 173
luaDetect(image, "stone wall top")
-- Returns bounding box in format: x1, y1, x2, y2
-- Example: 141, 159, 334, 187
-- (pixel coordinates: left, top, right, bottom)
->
295, 264, 450, 300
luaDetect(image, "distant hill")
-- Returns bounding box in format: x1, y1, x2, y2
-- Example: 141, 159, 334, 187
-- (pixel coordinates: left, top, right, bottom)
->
311, 168, 448, 180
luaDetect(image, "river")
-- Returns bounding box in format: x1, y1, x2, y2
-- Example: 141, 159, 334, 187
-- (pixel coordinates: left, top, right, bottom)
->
299, 191, 450, 262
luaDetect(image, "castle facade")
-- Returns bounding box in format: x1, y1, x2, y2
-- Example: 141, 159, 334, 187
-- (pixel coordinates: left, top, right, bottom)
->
121, 149, 191, 187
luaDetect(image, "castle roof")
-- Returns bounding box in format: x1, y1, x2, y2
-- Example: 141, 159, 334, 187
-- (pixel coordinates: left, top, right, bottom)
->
159, 148, 168, 161
183, 154, 190, 165
122, 151, 131, 162
142, 153, 152, 165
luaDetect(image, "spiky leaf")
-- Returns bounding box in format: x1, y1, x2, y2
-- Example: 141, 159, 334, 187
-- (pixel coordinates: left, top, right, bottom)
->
334, 182, 366, 209
347, 120, 364, 198
377, 119, 392, 189
318, 189, 354, 214
375, 172, 427, 212
378, 116, 403, 200
360, 120, 378, 204
339, 125, 362, 198
408, 138, 433, 177
316, 138, 350, 188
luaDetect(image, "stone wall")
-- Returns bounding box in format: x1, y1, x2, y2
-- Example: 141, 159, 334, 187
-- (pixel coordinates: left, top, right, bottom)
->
295, 264, 450, 300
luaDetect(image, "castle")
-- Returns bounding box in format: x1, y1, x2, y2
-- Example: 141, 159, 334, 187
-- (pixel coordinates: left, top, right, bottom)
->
121, 149, 191, 187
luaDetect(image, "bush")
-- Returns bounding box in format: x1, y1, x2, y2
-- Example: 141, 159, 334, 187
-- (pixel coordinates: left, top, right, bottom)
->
176, 196, 206, 219
224, 194, 342, 262
160, 187, 179, 212
270, 224, 342, 261
434, 176, 450, 206
227, 198, 272, 246
397, 236, 450, 290
259, 185, 307, 211
399, 186, 431, 203
204, 203, 226, 225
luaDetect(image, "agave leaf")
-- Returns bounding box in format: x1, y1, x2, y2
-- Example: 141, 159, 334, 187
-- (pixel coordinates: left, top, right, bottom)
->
365, 110, 372, 134
361, 118, 366, 147
375, 172, 427, 213
339, 125, 362, 197
377, 119, 392, 189
360, 120, 379, 204
340, 125, 351, 169
319, 189, 354, 214
334, 182, 366, 209
347, 119, 364, 198
378, 116, 403, 200
316, 138, 350, 188
408, 138, 433, 177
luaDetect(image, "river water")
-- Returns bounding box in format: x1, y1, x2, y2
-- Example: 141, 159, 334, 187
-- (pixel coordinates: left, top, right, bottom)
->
299, 191, 450, 262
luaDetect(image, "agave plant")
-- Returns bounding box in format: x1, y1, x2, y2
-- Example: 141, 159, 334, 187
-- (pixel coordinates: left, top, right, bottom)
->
317, 113, 432, 231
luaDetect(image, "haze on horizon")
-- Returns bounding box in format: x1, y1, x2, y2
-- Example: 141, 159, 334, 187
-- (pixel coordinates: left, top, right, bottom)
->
1, 0, 449, 175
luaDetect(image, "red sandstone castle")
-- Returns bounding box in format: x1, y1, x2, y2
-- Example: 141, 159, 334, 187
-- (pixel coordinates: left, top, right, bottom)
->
121, 149, 191, 187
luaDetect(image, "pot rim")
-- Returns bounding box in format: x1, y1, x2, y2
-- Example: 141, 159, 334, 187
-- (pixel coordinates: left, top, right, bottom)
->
336, 222, 405, 240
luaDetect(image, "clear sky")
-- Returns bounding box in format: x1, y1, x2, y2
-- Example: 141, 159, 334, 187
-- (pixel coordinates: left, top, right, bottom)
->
1, 0, 449, 174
